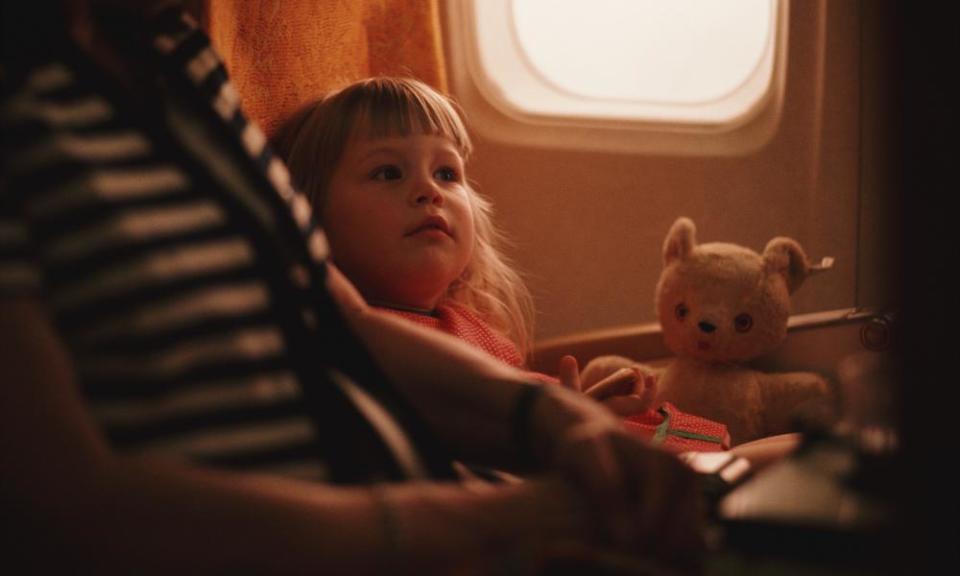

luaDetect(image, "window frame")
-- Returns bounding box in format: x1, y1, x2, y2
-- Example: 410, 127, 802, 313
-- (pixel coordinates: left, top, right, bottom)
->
443, 0, 790, 156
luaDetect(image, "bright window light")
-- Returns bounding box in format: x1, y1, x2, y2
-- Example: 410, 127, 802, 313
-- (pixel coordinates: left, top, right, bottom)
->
464, 0, 782, 127
513, 0, 773, 104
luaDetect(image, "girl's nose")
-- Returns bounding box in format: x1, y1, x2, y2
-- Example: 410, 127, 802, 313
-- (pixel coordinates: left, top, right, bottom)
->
411, 179, 444, 206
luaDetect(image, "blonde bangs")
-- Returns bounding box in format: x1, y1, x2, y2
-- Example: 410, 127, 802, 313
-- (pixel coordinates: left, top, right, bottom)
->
355, 78, 473, 160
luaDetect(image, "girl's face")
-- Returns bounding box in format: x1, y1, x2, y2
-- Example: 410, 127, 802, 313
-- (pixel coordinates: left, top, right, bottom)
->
322, 132, 476, 310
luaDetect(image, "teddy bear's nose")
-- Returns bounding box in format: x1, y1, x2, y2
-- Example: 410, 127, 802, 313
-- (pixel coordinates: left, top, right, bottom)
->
698, 321, 716, 334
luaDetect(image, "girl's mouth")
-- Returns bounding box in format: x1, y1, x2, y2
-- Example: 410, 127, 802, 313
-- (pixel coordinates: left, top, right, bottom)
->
406, 215, 451, 237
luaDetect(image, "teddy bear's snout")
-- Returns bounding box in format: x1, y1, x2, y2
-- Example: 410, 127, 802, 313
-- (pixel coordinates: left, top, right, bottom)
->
698, 320, 717, 334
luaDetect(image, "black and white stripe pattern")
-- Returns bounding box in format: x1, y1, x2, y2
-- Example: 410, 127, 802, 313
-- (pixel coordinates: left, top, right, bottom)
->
0, 9, 432, 483
0, 6, 448, 480
1, 58, 325, 479
151, 10, 328, 264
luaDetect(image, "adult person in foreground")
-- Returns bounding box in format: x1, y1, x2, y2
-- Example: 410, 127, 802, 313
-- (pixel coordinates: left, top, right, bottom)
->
0, 1, 703, 573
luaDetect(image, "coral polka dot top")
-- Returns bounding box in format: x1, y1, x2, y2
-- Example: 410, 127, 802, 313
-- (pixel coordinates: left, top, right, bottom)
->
373, 301, 730, 452
373, 301, 526, 368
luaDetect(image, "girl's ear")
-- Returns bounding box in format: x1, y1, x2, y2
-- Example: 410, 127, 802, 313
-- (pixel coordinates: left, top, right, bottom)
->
663, 217, 697, 266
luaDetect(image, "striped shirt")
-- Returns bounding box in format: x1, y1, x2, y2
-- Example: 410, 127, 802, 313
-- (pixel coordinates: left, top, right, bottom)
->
1, 7, 453, 484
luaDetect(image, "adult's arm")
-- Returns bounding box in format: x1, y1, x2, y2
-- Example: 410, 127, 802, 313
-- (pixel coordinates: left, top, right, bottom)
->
0, 295, 585, 575
326, 264, 610, 465
328, 265, 706, 566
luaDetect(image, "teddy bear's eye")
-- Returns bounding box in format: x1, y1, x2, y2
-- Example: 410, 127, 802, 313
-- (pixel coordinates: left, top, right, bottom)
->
675, 303, 689, 321
734, 313, 754, 333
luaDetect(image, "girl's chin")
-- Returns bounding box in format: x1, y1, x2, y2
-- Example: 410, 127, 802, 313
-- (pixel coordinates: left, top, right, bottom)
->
349, 261, 468, 309
365, 282, 451, 311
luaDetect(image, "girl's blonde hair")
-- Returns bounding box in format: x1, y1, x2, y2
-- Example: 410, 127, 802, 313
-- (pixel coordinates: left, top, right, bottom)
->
272, 77, 535, 357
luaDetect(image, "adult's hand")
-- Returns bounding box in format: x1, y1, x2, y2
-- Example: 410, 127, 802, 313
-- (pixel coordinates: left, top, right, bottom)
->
524, 376, 706, 570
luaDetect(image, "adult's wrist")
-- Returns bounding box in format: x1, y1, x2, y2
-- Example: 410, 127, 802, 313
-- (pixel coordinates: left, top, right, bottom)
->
369, 485, 403, 575
509, 383, 547, 466
376, 481, 573, 575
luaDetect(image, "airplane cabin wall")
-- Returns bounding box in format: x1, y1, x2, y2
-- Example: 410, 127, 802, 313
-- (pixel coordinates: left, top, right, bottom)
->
442, 1, 879, 343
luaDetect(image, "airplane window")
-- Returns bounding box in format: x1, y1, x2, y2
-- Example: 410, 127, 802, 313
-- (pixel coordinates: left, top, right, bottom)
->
512, 0, 774, 116
447, 0, 785, 153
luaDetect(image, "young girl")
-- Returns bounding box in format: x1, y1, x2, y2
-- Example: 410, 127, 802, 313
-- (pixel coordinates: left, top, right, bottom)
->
272, 78, 740, 454
272, 77, 537, 370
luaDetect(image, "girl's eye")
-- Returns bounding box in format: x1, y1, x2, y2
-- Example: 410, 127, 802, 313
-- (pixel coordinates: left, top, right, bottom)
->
434, 167, 459, 182
734, 313, 754, 333
675, 303, 688, 321
371, 165, 402, 181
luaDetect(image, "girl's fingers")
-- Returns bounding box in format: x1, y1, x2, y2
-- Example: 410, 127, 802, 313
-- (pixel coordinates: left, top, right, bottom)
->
584, 368, 640, 400
637, 372, 658, 406
557, 355, 582, 393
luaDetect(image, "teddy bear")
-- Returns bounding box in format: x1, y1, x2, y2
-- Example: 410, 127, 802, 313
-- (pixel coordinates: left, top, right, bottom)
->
583, 217, 835, 445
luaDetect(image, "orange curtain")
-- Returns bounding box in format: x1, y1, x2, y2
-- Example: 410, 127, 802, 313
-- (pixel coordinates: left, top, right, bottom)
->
203, 0, 449, 137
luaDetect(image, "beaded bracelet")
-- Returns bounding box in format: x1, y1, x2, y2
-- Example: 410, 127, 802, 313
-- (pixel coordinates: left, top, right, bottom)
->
370, 484, 401, 573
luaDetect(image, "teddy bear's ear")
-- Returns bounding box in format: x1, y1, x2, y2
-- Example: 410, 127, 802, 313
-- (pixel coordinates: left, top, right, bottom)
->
763, 237, 813, 293
663, 217, 697, 266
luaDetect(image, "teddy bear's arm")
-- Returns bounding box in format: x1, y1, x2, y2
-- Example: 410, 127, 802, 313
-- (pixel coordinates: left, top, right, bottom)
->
757, 371, 834, 436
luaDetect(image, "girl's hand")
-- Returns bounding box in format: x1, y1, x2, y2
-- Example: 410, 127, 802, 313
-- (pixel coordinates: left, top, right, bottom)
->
523, 376, 705, 570
559, 355, 658, 416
